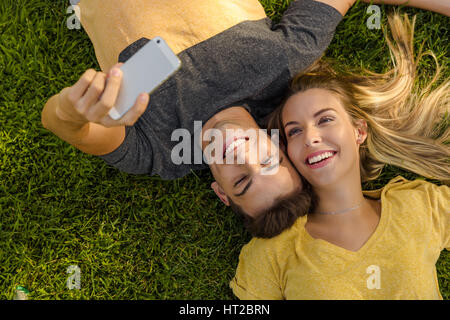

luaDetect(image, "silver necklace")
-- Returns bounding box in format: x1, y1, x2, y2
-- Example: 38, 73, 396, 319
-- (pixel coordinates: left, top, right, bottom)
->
315, 202, 363, 215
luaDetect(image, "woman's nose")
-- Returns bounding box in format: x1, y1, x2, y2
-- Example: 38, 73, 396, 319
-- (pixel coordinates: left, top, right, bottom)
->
304, 127, 321, 147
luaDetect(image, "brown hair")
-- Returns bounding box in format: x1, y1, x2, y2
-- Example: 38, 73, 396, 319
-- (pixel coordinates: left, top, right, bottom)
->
267, 13, 449, 184
229, 176, 317, 238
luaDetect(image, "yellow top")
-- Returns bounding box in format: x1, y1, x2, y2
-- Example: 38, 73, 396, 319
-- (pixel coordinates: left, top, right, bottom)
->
75, 0, 267, 71
230, 176, 450, 299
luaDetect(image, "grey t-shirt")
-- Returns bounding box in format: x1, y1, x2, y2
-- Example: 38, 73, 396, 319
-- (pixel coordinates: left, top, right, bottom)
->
98, 0, 342, 180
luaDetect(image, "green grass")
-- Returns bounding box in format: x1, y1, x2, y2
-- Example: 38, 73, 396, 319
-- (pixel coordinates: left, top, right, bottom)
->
0, 0, 448, 299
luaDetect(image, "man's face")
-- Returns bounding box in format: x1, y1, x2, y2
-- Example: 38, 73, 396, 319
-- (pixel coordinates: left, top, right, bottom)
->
205, 119, 302, 218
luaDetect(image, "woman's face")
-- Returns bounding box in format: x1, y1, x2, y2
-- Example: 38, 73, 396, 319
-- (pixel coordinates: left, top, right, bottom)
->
281, 88, 366, 188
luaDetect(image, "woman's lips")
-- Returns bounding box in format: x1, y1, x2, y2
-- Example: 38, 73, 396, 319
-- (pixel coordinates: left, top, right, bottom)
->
305, 151, 337, 169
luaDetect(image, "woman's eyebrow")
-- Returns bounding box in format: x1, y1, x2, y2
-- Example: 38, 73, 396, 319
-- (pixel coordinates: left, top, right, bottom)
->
313, 107, 336, 117
284, 108, 337, 128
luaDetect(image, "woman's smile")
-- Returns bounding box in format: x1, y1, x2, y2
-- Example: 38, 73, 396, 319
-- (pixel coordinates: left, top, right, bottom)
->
305, 150, 338, 169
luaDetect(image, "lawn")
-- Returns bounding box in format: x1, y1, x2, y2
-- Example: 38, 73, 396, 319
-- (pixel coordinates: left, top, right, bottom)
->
0, 0, 448, 299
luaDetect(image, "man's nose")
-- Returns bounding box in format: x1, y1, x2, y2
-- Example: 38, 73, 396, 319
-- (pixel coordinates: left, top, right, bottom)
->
233, 139, 258, 164
235, 146, 255, 165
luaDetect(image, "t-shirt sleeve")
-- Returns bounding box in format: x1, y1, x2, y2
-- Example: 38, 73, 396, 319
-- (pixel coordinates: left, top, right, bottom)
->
230, 241, 284, 300
97, 124, 154, 175
272, 0, 343, 76
428, 182, 450, 251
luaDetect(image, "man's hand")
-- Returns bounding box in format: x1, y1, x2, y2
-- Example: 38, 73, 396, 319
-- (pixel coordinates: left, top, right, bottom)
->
56, 63, 150, 129
42, 63, 150, 155
314, 0, 357, 16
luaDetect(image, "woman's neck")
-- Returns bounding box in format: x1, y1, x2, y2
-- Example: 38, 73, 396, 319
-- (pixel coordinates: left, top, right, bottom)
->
309, 174, 370, 225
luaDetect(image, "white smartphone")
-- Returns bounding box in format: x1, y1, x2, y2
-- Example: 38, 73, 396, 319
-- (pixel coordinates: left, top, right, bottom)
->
108, 37, 182, 120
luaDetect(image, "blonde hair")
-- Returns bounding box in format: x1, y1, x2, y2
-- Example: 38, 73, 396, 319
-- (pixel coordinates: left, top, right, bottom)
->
268, 13, 449, 184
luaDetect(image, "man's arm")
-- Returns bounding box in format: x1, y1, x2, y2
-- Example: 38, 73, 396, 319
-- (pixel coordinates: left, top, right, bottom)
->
41, 92, 126, 156
315, 0, 450, 16
363, 0, 450, 16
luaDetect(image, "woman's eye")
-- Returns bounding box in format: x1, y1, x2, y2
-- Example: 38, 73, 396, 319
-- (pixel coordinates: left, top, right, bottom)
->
287, 128, 302, 137
319, 116, 334, 124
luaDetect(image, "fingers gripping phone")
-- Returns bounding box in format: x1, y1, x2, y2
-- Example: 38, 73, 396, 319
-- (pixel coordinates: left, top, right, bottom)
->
108, 37, 182, 120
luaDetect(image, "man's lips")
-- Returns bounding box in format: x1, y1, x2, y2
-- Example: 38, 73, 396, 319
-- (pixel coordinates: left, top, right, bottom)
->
223, 136, 249, 159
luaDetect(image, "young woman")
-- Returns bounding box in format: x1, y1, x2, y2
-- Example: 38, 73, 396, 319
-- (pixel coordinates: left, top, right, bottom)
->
230, 13, 449, 299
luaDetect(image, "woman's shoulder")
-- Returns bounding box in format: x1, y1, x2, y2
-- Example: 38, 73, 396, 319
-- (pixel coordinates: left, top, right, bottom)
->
383, 176, 448, 198
365, 176, 449, 221
364, 175, 448, 199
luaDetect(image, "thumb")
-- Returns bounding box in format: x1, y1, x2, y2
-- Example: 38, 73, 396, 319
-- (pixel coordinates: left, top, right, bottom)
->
112, 62, 124, 69
106, 63, 124, 78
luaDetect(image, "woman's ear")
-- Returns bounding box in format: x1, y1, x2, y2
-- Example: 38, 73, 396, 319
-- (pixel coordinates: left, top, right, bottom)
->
354, 119, 368, 145
211, 181, 230, 206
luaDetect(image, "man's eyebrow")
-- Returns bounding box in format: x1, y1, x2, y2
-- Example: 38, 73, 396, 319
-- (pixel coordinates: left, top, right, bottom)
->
284, 120, 298, 128
264, 155, 284, 172
284, 108, 337, 128
234, 178, 253, 197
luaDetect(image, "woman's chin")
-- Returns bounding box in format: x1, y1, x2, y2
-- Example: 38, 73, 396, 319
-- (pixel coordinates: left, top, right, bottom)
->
299, 163, 338, 188
307, 175, 338, 189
